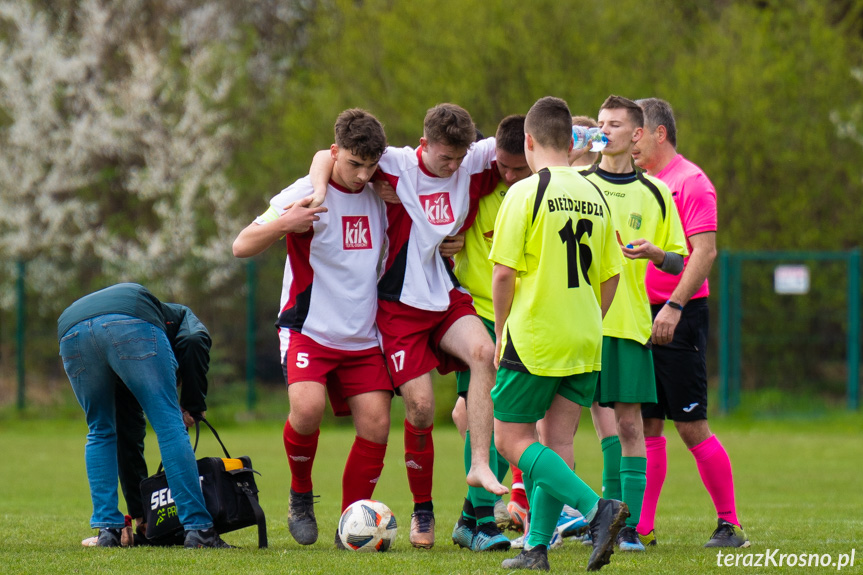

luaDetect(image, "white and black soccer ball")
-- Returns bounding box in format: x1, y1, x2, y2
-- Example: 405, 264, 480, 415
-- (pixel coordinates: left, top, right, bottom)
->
338, 499, 398, 551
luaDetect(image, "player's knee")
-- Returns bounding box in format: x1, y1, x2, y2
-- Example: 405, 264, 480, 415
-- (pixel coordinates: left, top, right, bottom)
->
405, 398, 435, 428
462, 339, 495, 371
616, 417, 642, 443
674, 419, 710, 448
289, 407, 324, 435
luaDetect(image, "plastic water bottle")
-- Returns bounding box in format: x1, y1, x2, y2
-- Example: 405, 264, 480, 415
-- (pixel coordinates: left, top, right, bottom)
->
572, 126, 608, 152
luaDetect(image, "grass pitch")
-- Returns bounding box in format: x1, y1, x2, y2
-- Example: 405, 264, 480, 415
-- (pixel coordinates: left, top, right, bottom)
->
1, 413, 861, 574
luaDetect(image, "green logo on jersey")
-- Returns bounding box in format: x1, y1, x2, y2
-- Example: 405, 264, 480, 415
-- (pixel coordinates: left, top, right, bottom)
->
628, 213, 642, 230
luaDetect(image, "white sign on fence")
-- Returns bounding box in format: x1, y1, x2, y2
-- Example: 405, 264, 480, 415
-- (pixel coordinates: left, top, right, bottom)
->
774, 264, 810, 295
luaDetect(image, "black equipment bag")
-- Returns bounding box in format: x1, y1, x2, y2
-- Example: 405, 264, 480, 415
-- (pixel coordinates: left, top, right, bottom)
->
140, 417, 268, 548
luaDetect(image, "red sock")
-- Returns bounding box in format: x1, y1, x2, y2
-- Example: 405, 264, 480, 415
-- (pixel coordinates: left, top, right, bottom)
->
637, 436, 666, 535
690, 435, 740, 526
404, 419, 434, 504
282, 419, 319, 493
510, 464, 529, 509
341, 436, 387, 511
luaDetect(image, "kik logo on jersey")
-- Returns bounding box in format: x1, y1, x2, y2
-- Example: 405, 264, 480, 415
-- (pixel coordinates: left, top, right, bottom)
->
420, 192, 454, 225
343, 216, 372, 250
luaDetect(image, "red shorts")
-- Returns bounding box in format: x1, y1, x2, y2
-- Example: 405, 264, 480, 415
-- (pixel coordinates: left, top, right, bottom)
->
280, 330, 392, 417
376, 288, 477, 387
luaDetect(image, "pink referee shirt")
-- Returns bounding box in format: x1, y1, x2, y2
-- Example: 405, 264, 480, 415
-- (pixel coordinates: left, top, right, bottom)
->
645, 154, 717, 304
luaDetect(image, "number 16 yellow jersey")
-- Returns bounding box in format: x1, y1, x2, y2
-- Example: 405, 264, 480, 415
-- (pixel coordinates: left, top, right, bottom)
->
489, 166, 623, 376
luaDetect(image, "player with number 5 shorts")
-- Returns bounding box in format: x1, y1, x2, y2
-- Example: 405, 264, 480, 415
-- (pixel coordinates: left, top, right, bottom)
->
233, 109, 393, 549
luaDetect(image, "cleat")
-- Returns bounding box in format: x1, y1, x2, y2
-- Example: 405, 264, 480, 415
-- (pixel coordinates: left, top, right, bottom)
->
183, 527, 233, 548
638, 529, 657, 547
521, 527, 562, 552
510, 532, 526, 549
579, 531, 594, 546
81, 535, 98, 547
507, 500, 528, 532
557, 511, 588, 538
704, 519, 750, 548
494, 499, 511, 530
410, 510, 435, 549
471, 522, 511, 551
586, 499, 630, 571
96, 527, 122, 548
616, 526, 645, 551
334, 529, 347, 550
452, 518, 475, 549
501, 545, 550, 571
288, 489, 318, 545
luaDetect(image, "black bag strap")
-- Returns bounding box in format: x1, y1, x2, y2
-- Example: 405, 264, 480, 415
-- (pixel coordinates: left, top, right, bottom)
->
157, 417, 232, 474
240, 483, 268, 548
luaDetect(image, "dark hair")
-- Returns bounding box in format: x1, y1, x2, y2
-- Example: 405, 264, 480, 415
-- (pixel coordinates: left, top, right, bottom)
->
334, 108, 387, 160
423, 103, 476, 149
636, 97, 677, 148
525, 96, 572, 150
599, 95, 644, 128
495, 115, 526, 156
571, 115, 598, 128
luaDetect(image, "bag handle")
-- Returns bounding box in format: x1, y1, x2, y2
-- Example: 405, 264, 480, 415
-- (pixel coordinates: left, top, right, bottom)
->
157, 416, 232, 474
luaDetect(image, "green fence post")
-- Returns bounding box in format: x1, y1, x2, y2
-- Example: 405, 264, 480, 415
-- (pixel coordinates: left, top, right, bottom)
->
718, 251, 730, 414
16, 259, 26, 410
848, 249, 860, 410
730, 255, 743, 410
246, 259, 257, 411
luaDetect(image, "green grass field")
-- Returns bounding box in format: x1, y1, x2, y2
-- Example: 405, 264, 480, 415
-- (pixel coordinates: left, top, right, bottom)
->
1, 413, 862, 574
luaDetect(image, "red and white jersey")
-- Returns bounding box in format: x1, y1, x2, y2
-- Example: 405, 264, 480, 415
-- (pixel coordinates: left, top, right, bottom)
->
254, 176, 388, 351
376, 137, 497, 311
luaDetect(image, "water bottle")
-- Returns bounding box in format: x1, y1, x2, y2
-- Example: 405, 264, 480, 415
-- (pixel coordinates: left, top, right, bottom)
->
572, 126, 608, 152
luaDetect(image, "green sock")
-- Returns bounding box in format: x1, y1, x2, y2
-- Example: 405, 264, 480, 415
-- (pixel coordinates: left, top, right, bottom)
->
601, 435, 622, 500
463, 430, 496, 524
620, 456, 647, 529
527, 484, 564, 548
496, 446, 510, 483
518, 442, 599, 519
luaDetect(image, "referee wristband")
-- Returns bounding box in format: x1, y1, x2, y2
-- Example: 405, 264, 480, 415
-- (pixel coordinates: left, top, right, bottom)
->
665, 300, 684, 311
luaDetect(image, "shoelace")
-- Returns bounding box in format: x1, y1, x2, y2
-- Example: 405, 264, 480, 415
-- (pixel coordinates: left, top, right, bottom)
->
413, 512, 433, 532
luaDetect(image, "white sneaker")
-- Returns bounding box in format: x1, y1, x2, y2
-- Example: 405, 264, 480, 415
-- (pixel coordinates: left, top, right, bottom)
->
519, 528, 563, 552
81, 535, 98, 547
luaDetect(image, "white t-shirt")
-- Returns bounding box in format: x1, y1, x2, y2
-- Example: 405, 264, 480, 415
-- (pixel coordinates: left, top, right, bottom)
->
255, 176, 388, 351
376, 138, 497, 311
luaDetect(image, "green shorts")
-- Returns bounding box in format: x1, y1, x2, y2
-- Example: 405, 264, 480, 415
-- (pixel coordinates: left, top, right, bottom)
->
594, 336, 657, 407
456, 316, 496, 396
492, 366, 598, 423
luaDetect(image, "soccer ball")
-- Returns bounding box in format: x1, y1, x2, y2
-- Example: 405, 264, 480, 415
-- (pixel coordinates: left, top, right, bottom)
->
338, 499, 398, 551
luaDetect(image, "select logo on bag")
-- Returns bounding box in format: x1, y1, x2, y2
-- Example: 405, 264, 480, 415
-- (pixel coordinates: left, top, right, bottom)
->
150, 475, 206, 511
420, 192, 454, 225
343, 216, 372, 250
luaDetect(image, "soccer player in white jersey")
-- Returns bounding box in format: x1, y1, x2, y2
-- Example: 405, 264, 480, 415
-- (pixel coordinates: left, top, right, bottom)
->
232, 109, 393, 549
310, 103, 507, 548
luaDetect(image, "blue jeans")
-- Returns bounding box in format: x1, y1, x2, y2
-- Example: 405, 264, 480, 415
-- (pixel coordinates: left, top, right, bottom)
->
59, 314, 213, 531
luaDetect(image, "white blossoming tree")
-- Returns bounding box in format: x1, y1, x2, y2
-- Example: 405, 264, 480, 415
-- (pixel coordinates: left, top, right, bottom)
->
0, 0, 309, 308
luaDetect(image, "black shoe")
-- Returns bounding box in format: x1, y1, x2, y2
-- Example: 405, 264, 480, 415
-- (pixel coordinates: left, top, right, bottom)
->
334, 529, 347, 550
704, 519, 750, 548
501, 545, 550, 571
184, 528, 233, 548
288, 489, 319, 545
616, 526, 645, 551
586, 499, 630, 571
96, 528, 122, 547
